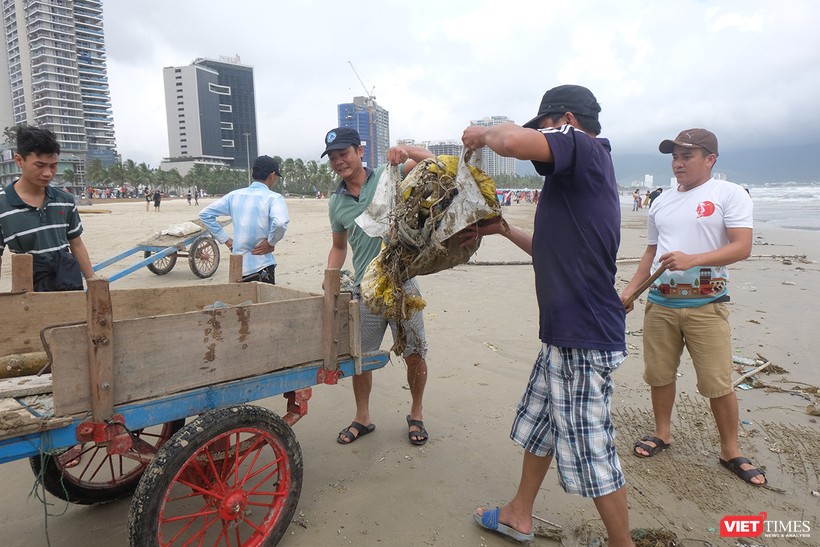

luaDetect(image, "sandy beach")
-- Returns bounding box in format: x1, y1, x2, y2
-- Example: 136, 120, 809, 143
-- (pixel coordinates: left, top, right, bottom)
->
1, 196, 818, 546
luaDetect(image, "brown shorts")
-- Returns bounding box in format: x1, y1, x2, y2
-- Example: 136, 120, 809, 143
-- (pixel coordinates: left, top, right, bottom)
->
643, 301, 733, 398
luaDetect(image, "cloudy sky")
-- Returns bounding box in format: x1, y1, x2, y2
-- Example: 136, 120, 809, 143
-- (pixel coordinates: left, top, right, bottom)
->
103, 0, 820, 167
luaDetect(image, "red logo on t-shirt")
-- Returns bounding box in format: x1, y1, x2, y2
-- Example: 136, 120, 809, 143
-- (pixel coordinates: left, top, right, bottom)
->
696, 201, 715, 218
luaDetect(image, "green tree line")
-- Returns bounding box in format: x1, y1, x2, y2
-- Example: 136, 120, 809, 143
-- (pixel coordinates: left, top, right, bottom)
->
83, 157, 339, 197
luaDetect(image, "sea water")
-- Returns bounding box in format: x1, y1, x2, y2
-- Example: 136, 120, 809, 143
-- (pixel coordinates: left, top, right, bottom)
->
622, 181, 820, 232
746, 182, 820, 231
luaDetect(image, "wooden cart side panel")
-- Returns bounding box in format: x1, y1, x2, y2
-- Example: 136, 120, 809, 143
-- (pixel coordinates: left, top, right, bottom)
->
0, 284, 260, 356
255, 283, 320, 302
49, 294, 352, 416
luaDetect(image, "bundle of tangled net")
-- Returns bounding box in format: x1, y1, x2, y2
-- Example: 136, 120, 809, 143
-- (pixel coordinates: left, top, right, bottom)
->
361, 154, 500, 352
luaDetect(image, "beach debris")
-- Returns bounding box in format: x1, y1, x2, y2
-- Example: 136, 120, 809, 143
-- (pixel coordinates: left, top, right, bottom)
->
339, 269, 355, 292
782, 258, 792, 265
781, 281, 796, 286
807, 404, 820, 417
360, 153, 500, 353
532, 514, 562, 529
812, 490, 820, 497
631, 528, 679, 547
732, 356, 757, 367
533, 524, 563, 541
1, 352, 49, 379
732, 354, 791, 389
484, 342, 500, 352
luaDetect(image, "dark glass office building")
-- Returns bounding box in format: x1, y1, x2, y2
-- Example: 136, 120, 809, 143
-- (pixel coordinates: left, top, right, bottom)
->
337, 97, 389, 169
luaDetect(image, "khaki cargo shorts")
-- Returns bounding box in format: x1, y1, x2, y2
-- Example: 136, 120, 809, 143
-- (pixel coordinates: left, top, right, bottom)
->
643, 301, 733, 398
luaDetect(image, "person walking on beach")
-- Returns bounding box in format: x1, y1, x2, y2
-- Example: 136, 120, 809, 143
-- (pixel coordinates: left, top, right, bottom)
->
619, 129, 764, 485
0, 126, 94, 291
322, 126, 436, 447
186, 190, 192, 205
648, 187, 664, 208
460, 85, 634, 546
199, 155, 289, 284
632, 189, 641, 211
194, 188, 199, 205
145, 188, 151, 211
153, 189, 161, 212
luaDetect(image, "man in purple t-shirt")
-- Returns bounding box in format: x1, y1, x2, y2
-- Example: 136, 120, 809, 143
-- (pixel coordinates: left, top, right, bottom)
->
461, 85, 633, 546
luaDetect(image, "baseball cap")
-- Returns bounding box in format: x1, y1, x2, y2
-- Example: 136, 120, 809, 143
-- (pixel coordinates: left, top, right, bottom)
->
321, 127, 361, 157
659, 128, 718, 156
252, 155, 281, 180
523, 85, 601, 129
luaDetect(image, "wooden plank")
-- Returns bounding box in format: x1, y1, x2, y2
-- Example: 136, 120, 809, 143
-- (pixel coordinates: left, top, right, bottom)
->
86, 278, 114, 421
229, 253, 243, 283
0, 283, 260, 356
49, 293, 352, 416
0, 396, 71, 440
256, 282, 320, 302
0, 374, 52, 398
322, 269, 341, 371
0, 398, 38, 439
11, 253, 33, 292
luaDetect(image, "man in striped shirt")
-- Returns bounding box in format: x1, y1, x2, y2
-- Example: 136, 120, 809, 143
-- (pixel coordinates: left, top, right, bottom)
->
0, 126, 94, 291
199, 155, 289, 283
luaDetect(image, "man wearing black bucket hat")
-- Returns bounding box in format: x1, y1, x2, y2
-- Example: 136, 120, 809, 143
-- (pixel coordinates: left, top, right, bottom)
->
460, 85, 634, 545
199, 155, 289, 284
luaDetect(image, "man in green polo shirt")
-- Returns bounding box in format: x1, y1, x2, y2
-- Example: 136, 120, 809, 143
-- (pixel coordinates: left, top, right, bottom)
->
323, 126, 436, 446
0, 126, 94, 291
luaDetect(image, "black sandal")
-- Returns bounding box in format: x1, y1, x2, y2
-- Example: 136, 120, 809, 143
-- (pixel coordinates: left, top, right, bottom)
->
633, 435, 671, 458
406, 415, 429, 446
337, 421, 375, 444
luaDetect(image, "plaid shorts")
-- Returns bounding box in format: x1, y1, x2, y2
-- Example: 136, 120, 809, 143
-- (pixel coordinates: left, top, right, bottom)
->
511, 344, 627, 498
352, 279, 427, 358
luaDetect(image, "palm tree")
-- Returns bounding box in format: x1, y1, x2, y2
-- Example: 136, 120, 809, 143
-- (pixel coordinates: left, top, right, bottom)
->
85, 158, 107, 185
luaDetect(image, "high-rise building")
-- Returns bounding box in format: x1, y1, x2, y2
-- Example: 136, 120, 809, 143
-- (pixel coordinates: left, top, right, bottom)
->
469, 116, 516, 178
162, 56, 257, 176
428, 140, 463, 158
0, 0, 117, 178
338, 96, 388, 168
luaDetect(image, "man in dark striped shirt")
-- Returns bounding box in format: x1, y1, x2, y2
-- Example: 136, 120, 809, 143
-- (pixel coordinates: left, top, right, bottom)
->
0, 126, 93, 291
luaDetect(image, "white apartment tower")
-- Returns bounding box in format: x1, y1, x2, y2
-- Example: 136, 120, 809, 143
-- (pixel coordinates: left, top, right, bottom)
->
0, 0, 117, 169
470, 116, 516, 178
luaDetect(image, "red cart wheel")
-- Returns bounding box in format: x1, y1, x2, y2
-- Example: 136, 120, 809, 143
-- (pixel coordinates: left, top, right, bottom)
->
30, 419, 184, 505
188, 237, 220, 278
128, 405, 302, 547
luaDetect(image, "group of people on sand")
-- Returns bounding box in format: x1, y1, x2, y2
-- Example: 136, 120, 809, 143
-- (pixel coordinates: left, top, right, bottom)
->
633, 187, 665, 210
195, 84, 760, 544
0, 85, 761, 544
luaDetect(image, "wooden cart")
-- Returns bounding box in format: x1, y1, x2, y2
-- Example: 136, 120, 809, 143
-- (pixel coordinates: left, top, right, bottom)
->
0, 254, 383, 546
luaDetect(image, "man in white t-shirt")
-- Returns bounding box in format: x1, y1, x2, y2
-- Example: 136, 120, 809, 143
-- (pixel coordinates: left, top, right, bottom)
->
620, 129, 765, 486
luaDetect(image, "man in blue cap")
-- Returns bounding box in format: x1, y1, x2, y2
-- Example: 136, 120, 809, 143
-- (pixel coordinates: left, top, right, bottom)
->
322, 127, 437, 447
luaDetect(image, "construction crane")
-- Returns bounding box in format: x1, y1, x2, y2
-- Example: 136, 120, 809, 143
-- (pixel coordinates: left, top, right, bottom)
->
348, 61, 376, 167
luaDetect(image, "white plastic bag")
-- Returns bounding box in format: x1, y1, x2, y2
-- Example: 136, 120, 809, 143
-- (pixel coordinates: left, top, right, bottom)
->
354, 165, 399, 238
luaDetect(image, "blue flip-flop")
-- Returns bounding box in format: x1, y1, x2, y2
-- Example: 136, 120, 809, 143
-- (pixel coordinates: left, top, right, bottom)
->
473, 507, 534, 543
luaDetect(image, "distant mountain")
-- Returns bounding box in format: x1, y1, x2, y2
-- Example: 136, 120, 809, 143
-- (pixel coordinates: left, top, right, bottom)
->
518, 144, 820, 185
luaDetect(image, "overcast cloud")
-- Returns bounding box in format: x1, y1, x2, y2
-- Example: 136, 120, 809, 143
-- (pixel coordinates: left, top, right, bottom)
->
103, 0, 820, 167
